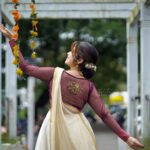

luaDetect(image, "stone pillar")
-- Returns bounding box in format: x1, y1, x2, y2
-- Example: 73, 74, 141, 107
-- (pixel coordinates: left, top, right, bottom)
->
5, 28, 17, 138
140, 2, 150, 139
27, 77, 35, 150
126, 20, 138, 136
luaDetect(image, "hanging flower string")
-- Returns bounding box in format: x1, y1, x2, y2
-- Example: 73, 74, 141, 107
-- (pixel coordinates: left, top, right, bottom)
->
29, 0, 39, 59
10, 0, 23, 76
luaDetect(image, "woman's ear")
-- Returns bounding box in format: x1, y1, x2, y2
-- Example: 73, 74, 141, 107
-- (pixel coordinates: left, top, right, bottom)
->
77, 58, 84, 65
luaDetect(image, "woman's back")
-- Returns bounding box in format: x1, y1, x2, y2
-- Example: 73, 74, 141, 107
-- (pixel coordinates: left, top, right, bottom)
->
59, 70, 91, 110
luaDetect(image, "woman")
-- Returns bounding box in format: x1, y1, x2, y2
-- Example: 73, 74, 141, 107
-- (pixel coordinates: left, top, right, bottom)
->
0, 25, 144, 150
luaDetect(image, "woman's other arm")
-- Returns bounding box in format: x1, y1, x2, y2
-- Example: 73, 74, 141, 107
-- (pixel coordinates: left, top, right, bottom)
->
88, 82, 144, 150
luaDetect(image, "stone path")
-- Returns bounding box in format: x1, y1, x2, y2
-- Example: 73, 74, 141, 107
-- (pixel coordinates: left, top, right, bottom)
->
93, 122, 119, 150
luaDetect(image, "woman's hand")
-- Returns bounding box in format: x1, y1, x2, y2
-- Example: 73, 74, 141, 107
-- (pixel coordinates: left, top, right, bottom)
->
127, 136, 144, 150
0, 24, 13, 40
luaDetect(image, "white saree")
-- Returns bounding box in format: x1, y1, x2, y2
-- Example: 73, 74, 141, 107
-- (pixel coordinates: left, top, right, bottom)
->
35, 67, 97, 150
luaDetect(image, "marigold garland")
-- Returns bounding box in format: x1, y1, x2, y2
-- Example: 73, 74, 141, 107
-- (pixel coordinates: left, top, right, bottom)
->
10, 0, 23, 76
11, 0, 19, 3
29, 0, 39, 59
10, 0, 39, 76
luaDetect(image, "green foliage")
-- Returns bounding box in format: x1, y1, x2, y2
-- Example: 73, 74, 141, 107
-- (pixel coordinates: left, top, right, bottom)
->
142, 138, 150, 150
2, 133, 20, 144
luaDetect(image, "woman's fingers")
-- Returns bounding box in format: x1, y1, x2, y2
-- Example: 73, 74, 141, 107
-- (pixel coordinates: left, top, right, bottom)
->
135, 142, 144, 148
0, 24, 6, 33
127, 137, 144, 150
131, 143, 144, 149
0, 24, 4, 29
0, 24, 5, 29
133, 138, 144, 148
0, 24, 13, 39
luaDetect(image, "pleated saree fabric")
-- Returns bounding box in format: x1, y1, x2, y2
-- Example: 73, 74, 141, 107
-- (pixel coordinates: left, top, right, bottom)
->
35, 67, 97, 150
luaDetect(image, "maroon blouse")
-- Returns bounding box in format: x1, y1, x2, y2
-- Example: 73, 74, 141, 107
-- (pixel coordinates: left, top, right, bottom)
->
9, 40, 130, 142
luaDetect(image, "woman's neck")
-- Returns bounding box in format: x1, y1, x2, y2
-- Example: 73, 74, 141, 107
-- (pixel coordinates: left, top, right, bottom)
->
69, 66, 78, 71
67, 67, 83, 77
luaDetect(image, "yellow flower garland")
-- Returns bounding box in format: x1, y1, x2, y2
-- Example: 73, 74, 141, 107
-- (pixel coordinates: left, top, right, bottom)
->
29, 1, 39, 59
10, 0, 39, 76
10, 0, 23, 76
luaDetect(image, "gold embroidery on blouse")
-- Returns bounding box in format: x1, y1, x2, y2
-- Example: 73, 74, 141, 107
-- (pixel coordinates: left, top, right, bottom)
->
67, 81, 81, 95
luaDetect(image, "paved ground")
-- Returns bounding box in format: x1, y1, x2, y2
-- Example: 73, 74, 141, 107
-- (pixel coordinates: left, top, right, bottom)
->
92, 122, 119, 150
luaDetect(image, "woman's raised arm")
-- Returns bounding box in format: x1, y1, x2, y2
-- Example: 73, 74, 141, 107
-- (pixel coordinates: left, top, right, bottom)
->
0, 24, 55, 83
9, 40, 55, 83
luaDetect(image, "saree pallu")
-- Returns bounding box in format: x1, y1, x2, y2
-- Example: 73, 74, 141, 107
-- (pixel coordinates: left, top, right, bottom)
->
35, 67, 97, 150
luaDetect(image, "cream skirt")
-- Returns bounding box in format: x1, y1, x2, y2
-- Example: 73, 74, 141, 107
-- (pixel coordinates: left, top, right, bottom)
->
35, 67, 97, 150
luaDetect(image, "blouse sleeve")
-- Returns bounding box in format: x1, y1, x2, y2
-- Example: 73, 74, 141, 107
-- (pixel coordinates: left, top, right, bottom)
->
9, 40, 55, 83
87, 82, 130, 142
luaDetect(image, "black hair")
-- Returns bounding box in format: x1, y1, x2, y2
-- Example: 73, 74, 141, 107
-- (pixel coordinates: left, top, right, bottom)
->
71, 41, 99, 79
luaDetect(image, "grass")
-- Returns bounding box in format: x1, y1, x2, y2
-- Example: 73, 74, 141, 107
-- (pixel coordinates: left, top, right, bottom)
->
141, 138, 150, 150
2, 133, 20, 144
